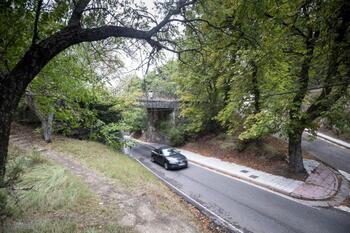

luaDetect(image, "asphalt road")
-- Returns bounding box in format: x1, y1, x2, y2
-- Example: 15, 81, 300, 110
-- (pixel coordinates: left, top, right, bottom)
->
302, 135, 350, 173
126, 144, 350, 233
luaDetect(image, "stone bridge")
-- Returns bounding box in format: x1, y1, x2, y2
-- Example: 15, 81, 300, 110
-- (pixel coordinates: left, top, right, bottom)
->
137, 98, 180, 143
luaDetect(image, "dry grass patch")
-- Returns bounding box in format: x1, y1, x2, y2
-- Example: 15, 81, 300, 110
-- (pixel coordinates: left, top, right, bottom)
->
45, 136, 212, 233
2, 145, 134, 233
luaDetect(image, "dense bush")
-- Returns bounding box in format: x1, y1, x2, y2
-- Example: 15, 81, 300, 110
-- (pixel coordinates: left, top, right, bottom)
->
155, 120, 185, 146
168, 127, 185, 146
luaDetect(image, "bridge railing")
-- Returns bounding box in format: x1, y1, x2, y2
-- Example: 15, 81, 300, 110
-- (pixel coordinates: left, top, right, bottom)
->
137, 98, 179, 109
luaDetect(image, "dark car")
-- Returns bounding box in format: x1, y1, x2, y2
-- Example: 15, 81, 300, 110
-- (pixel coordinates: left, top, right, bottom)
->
151, 146, 188, 170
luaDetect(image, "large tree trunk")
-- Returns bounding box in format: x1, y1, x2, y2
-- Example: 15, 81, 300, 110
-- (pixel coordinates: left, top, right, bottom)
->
288, 130, 305, 174
0, 81, 22, 186
0, 110, 12, 187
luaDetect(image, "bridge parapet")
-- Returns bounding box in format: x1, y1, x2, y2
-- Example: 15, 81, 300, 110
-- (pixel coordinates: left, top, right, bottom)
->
138, 98, 179, 109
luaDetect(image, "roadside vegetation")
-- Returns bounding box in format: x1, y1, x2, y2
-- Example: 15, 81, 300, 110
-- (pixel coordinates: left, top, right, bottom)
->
47, 136, 199, 218
49, 137, 159, 190
4, 124, 220, 233
1, 145, 133, 233
0, 0, 349, 230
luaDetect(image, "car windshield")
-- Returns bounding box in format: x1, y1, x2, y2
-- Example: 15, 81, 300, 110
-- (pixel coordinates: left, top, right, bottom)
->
161, 148, 178, 156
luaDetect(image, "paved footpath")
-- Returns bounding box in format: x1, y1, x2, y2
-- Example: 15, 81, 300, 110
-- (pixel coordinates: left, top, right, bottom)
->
179, 149, 338, 200
129, 137, 346, 202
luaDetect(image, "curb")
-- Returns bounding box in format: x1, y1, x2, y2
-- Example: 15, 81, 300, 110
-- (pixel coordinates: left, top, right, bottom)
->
128, 137, 340, 201
186, 159, 292, 197
305, 130, 350, 150
316, 133, 350, 150
188, 159, 340, 201
289, 164, 340, 201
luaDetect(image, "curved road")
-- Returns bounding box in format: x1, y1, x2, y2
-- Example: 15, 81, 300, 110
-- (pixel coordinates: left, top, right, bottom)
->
302, 135, 350, 173
127, 144, 350, 233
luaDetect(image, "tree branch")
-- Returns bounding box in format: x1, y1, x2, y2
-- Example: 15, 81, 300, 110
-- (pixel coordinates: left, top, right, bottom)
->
31, 0, 43, 46
148, 0, 197, 36
68, 0, 91, 27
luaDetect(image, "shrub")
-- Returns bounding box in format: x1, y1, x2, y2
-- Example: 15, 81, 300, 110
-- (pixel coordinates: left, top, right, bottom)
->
168, 127, 185, 146
97, 123, 124, 150
219, 142, 236, 151
233, 139, 249, 152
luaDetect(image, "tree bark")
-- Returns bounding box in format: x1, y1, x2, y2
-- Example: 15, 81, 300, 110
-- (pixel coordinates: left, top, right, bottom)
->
288, 130, 305, 174
251, 61, 260, 115
0, 111, 11, 187
287, 28, 318, 173
25, 91, 54, 143
43, 113, 54, 143
0, 80, 21, 187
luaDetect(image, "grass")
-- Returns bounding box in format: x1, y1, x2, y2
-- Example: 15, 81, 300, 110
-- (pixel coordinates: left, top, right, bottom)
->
47, 137, 203, 221
2, 145, 134, 233
5, 125, 213, 233
49, 138, 161, 191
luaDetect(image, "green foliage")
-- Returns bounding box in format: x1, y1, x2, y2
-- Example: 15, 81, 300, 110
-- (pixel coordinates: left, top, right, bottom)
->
155, 120, 185, 146
0, 1, 67, 71
120, 108, 147, 133
29, 45, 112, 134
321, 95, 350, 134
178, 0, 350, 150
19, 44, 129, 149
239, 111, 280, 140
96, 122, 124, 150
143, 60, 179, 99
168, 127, 185, 146
175, 68, 221, 134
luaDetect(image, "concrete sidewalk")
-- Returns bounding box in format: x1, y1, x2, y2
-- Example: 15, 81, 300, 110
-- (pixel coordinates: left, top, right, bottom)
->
178, 149, 338, 200
128, 137, 340, 201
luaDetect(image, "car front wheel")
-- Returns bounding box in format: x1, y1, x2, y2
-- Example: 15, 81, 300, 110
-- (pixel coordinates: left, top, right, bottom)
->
164, 162, 169, 170
151, 156, 155, 162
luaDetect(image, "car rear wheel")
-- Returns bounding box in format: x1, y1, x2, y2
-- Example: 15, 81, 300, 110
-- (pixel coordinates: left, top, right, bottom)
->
164, 162, 169, 170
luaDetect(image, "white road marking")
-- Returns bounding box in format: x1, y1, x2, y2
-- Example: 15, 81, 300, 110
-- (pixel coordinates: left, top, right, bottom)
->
188, 162, 321, 208
335, 205, 350, 213
304, 132, 349, 150
339, 170, 350, 182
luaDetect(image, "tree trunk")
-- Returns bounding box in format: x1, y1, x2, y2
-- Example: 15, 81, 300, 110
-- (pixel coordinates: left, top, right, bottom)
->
42, 113, 54, 143
0, 111, 11, 187
288, 130, 305, 174
25, 91, 54, 143
0, 82, 20, 187
251, 61, 260, 115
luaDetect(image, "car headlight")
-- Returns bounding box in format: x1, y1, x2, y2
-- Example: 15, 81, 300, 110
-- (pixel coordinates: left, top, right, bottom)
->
167, 159, 178, 164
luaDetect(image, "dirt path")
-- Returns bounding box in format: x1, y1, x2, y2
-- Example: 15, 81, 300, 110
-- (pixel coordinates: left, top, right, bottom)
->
9, 127, 204, 233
